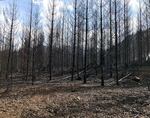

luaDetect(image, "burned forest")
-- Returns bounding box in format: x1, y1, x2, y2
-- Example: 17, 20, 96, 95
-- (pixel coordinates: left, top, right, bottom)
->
0, 0, 150, 118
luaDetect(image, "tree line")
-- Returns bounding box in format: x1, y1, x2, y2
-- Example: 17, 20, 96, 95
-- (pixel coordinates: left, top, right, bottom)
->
0, 0, 150, 86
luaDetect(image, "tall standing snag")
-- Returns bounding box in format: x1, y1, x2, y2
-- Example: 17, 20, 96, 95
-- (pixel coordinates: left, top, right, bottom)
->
83, 0, 89, 84
71, 0, 77, 81
115, 0, 119, 85
77, 14, 80, 79
4, 0, 18, 86
100, 0, 104, 86
32, 9, 40, 85
109, 0, 113, 78
49, 0, 55, 81
61, 13, 65, 76
26, 0, 33, 81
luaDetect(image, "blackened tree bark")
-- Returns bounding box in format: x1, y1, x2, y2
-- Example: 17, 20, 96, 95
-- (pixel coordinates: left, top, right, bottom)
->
61, 13, 65, 76
49, 0, 55, 81
145, 3, 149, 59
83, 0, 88, 84
100, 0, 104, 86
138, 0, 143, 66
26, 0, 33, 80
32, 10, 40, 85
4, 0, 18, 87
115, 0, 119, 85
71, 0, 77, 81
109, 0, 113, 78
93, 10, 98, 75
77, 14, 80, 79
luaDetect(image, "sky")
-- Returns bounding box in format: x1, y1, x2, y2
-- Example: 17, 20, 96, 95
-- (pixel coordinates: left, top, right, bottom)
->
0, 0, 72, 24
0, 0, 139, 20
0, 0, 73, 47
0, 0, 141, 48
0, 0, 140, 32
129, 0, 139, 13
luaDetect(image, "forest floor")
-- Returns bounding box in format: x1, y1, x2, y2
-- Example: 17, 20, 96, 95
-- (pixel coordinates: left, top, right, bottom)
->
0, 72, 150, 118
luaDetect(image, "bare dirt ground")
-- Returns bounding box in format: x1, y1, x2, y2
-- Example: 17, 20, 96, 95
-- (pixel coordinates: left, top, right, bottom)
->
0, 73, 150, 118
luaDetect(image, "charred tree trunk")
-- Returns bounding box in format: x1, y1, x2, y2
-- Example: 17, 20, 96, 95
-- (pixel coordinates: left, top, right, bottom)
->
5, 1, 16, 87
146, 5, 149, 59
100, 0, 104, 86
49, 0, 55, 81
61, 14, 64, 75
109, 0, 113, 78
71, 0, 77, 81
77, 14, 80, 79
115, 0, 119, 85
26, 0, 33, 81
83, 0, 88, 84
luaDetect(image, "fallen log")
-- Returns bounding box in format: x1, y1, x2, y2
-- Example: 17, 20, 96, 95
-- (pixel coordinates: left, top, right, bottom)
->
119, 73, 133, 82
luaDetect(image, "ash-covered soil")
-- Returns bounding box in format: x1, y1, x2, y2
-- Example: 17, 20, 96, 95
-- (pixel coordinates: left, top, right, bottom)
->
0, 75, 150, 118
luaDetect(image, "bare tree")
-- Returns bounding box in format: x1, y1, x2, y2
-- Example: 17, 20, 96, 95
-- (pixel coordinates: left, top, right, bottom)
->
83, 0, 89, 84
71, 0, 77, 81
61, 13, 65, 75
48, 0, 55, 81
77, 13, 80, 79
138, 0, 143, 66
109, 0, 113, 78
3, 0, 18, 87
100, 0, 104, 86
26, 0, 33, 80
115, 0, 119, 85
144, 0, 150, 59
32, 8, 40, 85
